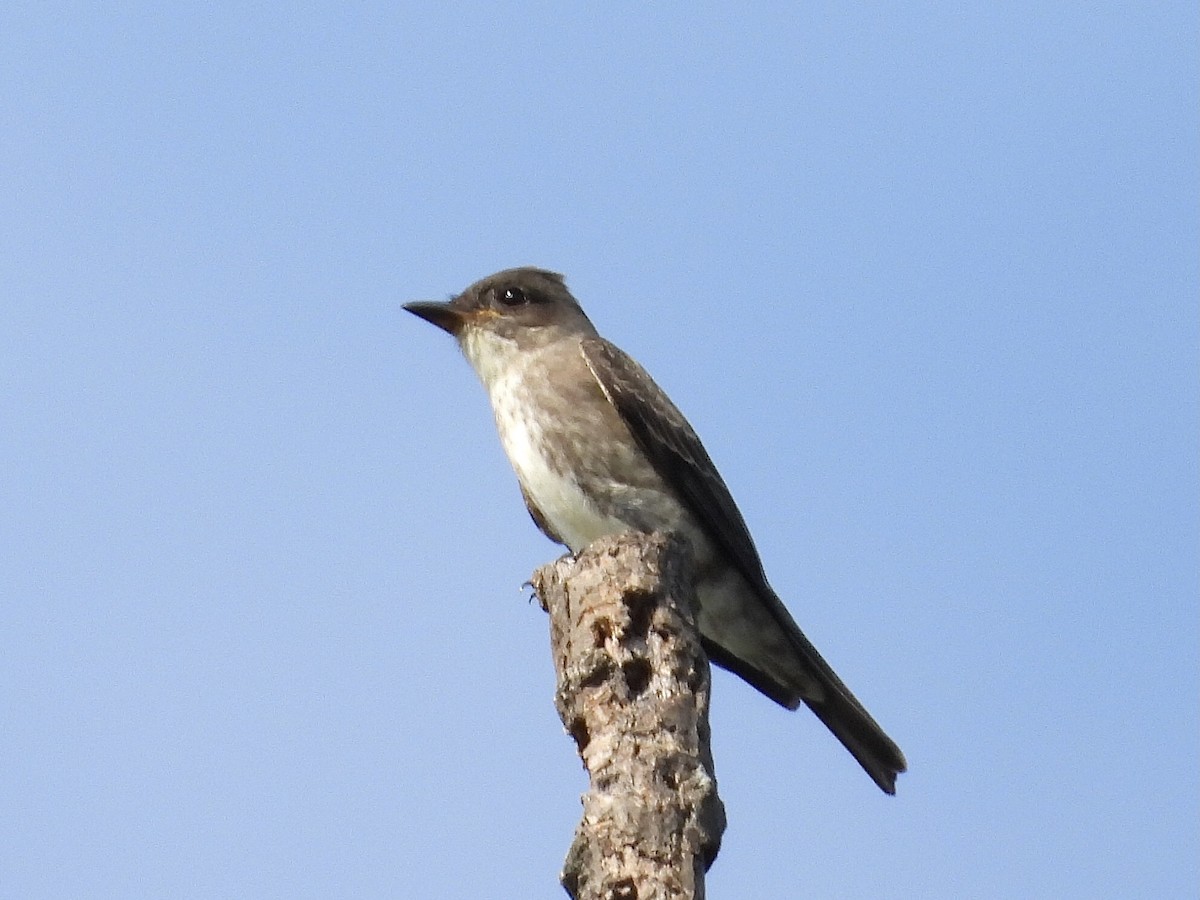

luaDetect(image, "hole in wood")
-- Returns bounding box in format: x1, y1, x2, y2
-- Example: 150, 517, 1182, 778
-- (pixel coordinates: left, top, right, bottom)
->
622, 658, 652, 697
568, 715, 590, 752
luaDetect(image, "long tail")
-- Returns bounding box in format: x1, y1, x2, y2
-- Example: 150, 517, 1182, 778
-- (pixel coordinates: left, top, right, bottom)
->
802, 683, 907, 794
788, 624, 907, 794
703, 623, 906, 793
696, 577, 907, 793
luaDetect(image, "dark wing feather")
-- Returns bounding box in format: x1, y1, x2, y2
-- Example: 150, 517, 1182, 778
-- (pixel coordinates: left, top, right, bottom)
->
582, 338, 908, 793
580, 338, 771, 594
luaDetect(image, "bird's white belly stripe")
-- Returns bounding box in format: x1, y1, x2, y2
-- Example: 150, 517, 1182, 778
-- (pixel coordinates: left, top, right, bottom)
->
494, 388, 625, 550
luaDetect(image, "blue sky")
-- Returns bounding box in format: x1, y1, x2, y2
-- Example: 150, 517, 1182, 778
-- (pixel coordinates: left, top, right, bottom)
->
2, 3, 1196, 897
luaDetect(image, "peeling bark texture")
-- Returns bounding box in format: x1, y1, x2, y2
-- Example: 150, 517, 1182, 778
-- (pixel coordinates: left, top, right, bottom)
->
531, 532, 727, 900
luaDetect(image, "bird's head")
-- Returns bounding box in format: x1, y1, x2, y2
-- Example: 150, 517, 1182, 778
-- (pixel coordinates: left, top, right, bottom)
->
405, 267, 598, 382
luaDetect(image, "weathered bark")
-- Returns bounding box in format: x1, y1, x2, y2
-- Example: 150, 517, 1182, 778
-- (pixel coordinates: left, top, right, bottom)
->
531, 532, 726, 900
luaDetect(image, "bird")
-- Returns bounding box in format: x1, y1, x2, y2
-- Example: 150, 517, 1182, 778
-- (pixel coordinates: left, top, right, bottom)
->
404, 267, 906, 793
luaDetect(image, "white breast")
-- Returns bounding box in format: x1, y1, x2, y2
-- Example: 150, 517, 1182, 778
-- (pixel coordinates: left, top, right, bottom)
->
490, 369, 627, 550
461, 327, 627, 550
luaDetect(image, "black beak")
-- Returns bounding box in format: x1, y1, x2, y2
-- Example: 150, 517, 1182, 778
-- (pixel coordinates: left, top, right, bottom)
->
403, 300, 464, 336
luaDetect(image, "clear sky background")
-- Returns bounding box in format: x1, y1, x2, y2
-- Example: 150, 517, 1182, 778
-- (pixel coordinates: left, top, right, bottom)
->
2, 3, 1196, 898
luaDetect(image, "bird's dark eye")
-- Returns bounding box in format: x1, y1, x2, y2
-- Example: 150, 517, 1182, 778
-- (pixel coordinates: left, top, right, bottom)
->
497, 286, 528, 307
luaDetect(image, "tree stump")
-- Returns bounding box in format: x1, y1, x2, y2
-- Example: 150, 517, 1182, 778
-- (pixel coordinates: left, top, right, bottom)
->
531, 532, 726, 900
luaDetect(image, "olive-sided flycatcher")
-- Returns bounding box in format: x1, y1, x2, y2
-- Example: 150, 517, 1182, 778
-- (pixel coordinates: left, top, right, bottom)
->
404, 267, 906, 794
